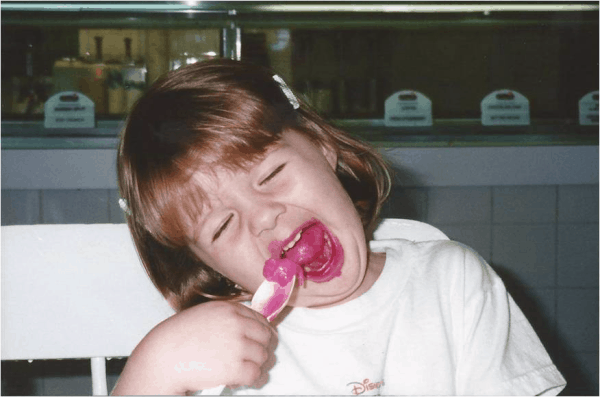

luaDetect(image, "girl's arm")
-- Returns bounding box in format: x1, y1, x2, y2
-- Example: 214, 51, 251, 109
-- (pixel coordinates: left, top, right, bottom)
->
111, 300, 278, 395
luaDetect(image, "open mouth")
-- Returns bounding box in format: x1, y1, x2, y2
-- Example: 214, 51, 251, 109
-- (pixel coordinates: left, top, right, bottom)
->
267, 218, 344, 283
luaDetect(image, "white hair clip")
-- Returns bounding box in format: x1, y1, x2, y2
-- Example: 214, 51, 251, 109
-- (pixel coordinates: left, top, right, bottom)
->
118, 198, 132, 216
273, 74, 300, 110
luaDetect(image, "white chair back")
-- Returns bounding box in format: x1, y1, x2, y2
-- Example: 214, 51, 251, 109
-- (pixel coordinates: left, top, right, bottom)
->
1, 219, 447, 395
1, 224, 175, 394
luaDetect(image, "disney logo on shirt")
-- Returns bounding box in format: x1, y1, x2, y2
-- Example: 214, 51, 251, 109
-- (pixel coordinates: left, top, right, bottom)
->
346, 378, 385, 395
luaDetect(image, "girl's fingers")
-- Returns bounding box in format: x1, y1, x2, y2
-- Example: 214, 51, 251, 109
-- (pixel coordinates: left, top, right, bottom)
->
252, 370, 270, 389
228, 303, 278, 388
234, 360, 264, 388
236, 303, 273, 326
262, 346, 277, 372
242, 318, 277, 346
241, 339, 271, 366
234, 304, 278, 343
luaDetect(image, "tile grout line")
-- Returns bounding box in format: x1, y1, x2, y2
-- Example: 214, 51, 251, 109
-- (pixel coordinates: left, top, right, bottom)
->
107, 189, 112, 222
39, 190, 44, 224
551, 286, 600, 290
489, 186, 495, 264
554, 185, 559, 344
424, 187, 429, 225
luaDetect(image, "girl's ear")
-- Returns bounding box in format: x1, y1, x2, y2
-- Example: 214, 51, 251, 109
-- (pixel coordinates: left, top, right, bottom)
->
321, 143, 338, 170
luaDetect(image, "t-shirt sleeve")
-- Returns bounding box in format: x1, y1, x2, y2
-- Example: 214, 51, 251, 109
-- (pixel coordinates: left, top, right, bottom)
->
454, 244, 566, 395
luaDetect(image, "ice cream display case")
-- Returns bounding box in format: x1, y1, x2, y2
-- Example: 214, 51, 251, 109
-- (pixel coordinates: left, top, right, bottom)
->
1, 1, 598, 148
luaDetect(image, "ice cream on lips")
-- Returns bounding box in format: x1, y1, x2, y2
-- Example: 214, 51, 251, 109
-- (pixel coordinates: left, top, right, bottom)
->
265, 218, 344, 284
250, 218, 345, 322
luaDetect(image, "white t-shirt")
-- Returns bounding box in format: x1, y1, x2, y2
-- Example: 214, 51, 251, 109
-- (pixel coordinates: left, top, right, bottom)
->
232, 238, 566, 395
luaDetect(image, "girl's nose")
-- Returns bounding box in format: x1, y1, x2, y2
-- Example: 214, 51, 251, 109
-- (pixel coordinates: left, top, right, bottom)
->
249, 200, 285, 236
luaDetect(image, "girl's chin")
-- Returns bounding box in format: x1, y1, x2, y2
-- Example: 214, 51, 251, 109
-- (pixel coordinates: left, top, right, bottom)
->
288, 274, 363, 308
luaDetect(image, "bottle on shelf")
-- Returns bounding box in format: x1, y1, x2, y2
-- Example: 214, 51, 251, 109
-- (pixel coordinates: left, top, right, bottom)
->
121, 37, 147, 112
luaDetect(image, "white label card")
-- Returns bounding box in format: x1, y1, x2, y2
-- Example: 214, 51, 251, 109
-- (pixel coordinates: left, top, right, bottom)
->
481, 89, 530, 126
384, 90, 433, 127
579, 91, 598, 125
44, 91, 95, 129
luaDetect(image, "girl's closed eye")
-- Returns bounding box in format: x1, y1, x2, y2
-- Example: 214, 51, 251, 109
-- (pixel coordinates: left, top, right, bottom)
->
260, 163, 286, 186
213, 214, 233, 242
211, 164, 286, 242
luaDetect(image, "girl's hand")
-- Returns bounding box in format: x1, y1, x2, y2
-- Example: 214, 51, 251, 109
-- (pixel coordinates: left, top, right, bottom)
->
112, 301, 278, 395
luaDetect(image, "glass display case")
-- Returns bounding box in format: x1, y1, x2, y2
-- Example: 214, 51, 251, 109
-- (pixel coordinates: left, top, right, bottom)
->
1, 1, 598, 148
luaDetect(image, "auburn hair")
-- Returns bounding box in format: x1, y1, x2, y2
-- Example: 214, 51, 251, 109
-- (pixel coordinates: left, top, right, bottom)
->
117, 59, 390, 311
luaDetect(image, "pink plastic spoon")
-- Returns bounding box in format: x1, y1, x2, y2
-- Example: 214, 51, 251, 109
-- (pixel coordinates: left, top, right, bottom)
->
251, 275, 297, 321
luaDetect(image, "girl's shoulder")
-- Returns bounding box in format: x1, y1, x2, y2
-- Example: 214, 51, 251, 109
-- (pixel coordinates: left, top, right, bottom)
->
372, 236, 495, 292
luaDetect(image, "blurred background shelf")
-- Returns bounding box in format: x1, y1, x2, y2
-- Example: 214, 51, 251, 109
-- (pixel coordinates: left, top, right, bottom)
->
2, 2, 598, 134
2, 119, 597, 150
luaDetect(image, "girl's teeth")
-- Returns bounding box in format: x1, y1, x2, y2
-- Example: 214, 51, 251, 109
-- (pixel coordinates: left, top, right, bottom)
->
283, 232, 302, 252
294, 232, 302, 243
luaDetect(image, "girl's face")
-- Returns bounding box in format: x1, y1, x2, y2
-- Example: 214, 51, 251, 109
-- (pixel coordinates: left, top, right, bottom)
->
187, 130, 382, 308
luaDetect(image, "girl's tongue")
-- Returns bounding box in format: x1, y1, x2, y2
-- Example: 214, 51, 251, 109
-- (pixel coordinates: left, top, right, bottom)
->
264, 219, 344, 285
285, 223, 325, 266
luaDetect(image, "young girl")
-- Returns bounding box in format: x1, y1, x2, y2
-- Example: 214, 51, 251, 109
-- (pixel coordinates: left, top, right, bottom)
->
113, 59, 565, 395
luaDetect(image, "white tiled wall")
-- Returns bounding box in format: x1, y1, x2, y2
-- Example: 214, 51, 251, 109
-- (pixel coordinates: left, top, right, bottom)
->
41, 190, 112, 224
1, 190, 42, 225
2, 189, 127, 226
381, 184, 598, 396
2, 184, 598, 395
